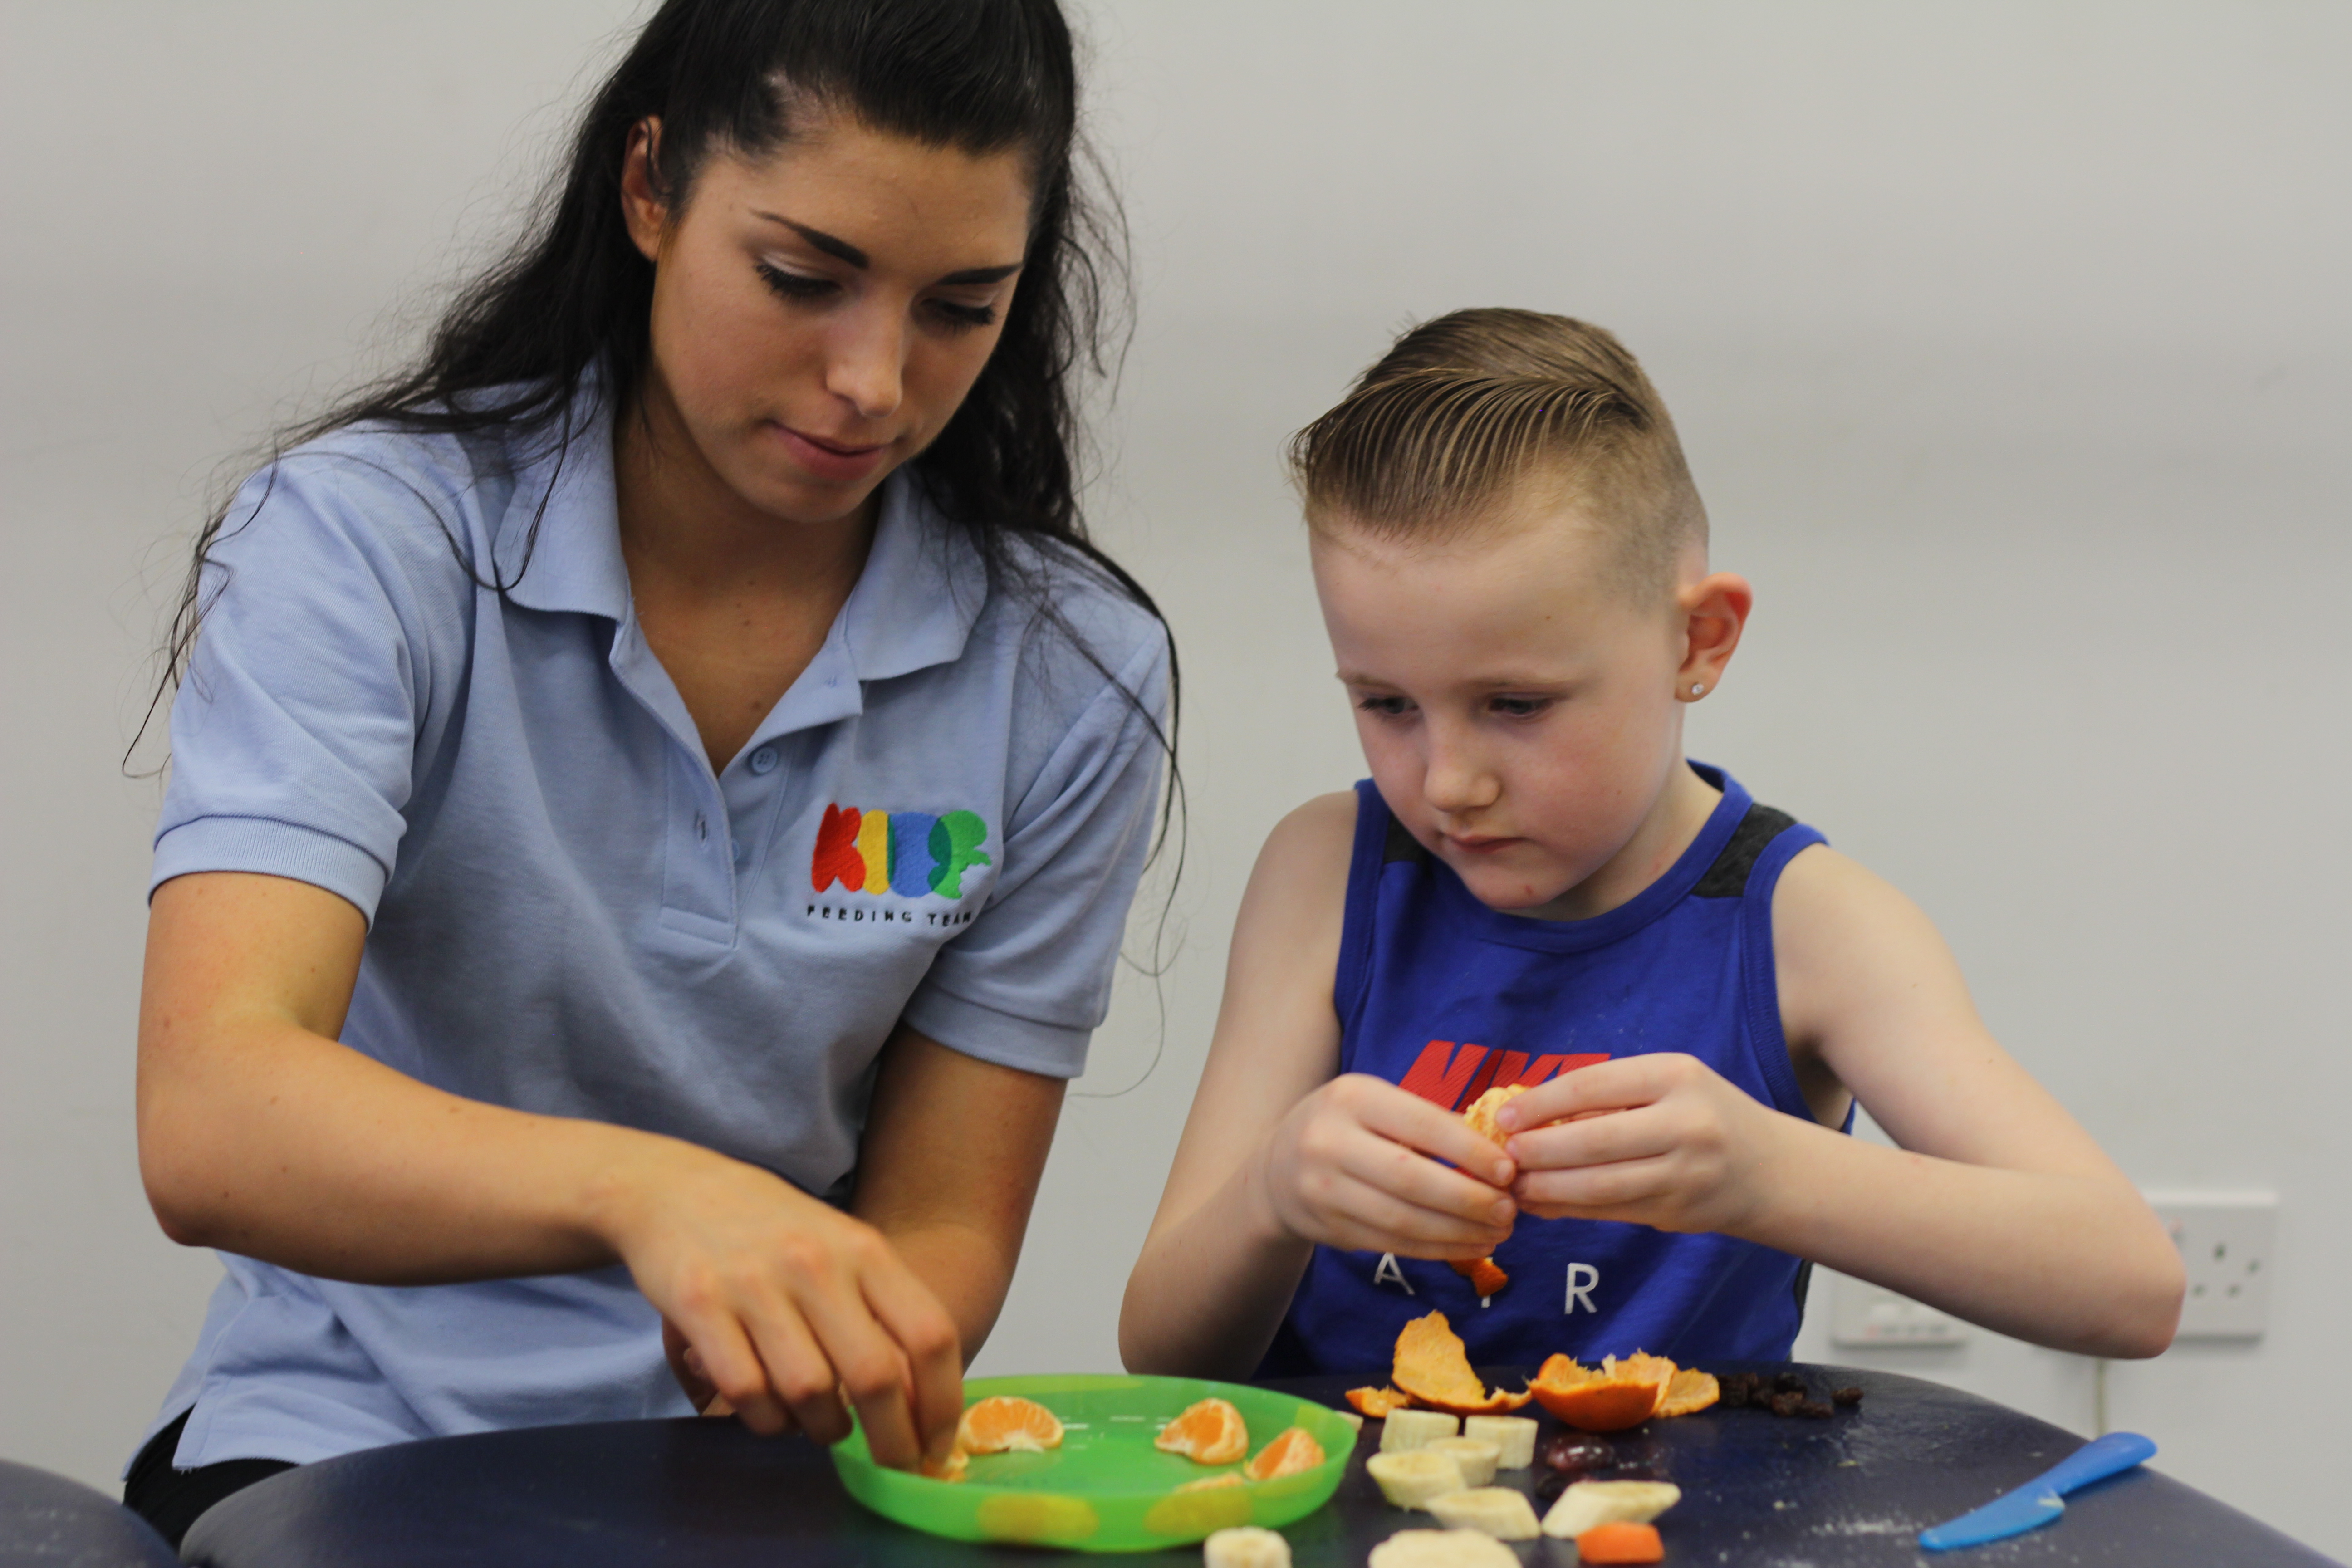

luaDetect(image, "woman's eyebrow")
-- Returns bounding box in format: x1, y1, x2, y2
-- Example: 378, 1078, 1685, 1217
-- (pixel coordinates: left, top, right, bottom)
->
751, 211, 1022, 285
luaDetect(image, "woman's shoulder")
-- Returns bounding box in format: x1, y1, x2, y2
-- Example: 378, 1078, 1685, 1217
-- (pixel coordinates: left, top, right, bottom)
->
220, 384, 588, 592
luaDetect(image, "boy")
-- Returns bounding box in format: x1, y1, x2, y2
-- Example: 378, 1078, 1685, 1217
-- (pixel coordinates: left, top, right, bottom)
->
1120, 310, 2181, 1379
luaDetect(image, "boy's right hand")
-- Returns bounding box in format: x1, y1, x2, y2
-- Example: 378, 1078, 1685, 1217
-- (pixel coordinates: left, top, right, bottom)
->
1255, 1073, 1518, 1259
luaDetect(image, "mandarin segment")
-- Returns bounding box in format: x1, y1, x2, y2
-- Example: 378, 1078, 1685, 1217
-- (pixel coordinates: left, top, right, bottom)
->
956, 1395, 1064, 1455
1156, 1397, 1250, 1466
1244, 1425, 1326, 1480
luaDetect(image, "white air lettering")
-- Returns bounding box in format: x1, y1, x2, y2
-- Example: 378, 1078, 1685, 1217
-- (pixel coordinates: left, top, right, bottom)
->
1565, 1262, 1599, 1315
1372, 1254, 1415, 1295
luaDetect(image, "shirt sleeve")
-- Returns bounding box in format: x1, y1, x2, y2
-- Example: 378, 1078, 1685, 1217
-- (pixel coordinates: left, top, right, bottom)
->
151, 452, 463, 922
899, 617, 1171, 1078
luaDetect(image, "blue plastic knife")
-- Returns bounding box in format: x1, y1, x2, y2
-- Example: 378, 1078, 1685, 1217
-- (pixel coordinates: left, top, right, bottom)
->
1917, 1431, 2157, 1552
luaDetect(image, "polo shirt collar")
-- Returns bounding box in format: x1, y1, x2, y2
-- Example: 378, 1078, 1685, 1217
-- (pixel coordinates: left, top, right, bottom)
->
492, 375, 988, 690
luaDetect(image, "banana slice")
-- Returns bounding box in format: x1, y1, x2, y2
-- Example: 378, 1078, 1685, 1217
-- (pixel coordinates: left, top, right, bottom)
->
1425, 1487, 1543, 1540
1421, 1437, 1501, 1487
1377, 1408, 1461, 1453
1460, 1415, 1537, 1470
1366, 1450, 1469, 1509
1202, 1525, 1291, 1568
1366, 1527, 1523, 1568
1539, 1479, 1683, 1539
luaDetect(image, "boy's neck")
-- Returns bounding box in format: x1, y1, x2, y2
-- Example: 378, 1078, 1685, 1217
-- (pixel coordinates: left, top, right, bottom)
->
1512, 758, 1723, 923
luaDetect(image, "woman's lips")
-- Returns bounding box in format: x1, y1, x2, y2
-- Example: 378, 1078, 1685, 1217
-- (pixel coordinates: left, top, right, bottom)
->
773, 423, 891, 484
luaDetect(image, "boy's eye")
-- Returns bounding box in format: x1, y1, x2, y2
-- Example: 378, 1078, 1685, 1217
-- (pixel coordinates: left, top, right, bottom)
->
1489, 696, 1553, 720
756, 260, 836, 302
1356, 694, 1414, 719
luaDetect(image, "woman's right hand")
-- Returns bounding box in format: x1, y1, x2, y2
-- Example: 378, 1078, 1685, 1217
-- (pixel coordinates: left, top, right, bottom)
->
595, 1142, 964, 1474
1254, 1072, 1519, 1261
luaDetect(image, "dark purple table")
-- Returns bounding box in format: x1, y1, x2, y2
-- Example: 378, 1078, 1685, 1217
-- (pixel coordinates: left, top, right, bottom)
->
0, 1459, 177, 1568
180, 1366, 2337, 1567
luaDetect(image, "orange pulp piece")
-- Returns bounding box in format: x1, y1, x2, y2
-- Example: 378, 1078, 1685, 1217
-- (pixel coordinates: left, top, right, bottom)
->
956, 1395, 1064, 1455
922, 1445, 970, 1482
1175, 1472, 1246, 1493
1461, 1084, 1530, 1146
1346, 1386, 1416, 1418
1391, 1311, 1536, 1417
1244, 1426, 1326, 1480
1656, 1366, 1720, 1417
1577, 1522, 1666, 1563
1155, 1397, 1250, 1465
1526, 1352, 1672, 1432
1449, 1256, 1509, 1297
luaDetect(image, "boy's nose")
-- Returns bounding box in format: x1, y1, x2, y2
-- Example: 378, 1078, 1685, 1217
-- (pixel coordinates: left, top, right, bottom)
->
1422, 735, 1499, 815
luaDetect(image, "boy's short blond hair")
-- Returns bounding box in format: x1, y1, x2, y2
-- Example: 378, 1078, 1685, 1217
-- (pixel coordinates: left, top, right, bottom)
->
1289, 309, 1708, 596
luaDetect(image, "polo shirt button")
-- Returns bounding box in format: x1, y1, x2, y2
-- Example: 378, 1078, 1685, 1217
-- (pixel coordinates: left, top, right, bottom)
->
695, 813, 707, 841
750, 745, 779, 775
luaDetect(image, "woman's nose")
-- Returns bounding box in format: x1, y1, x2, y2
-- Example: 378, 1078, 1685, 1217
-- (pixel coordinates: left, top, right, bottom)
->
824, 307, 906, 423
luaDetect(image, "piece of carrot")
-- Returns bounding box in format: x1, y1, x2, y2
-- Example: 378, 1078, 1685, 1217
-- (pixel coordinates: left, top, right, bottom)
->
1577, 1520, 1665, 1563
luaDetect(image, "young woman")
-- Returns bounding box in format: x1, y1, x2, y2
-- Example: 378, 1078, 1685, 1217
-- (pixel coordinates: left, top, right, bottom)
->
128, 0, 1170, 1546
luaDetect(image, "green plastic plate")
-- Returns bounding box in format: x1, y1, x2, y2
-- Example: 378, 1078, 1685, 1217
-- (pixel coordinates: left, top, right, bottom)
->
830, 1372, 1357, 1553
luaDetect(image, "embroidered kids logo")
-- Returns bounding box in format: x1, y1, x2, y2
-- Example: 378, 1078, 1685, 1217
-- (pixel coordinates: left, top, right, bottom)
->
1398, 1040, 1610, 1111
810, 804, 993, 901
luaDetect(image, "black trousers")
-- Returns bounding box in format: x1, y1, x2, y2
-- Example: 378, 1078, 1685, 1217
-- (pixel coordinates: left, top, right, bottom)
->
122, 1411, 296, 1552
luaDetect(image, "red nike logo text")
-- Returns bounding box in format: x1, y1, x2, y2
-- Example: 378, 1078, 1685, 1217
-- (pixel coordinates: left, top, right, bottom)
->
1397, 1041, 1609, 1110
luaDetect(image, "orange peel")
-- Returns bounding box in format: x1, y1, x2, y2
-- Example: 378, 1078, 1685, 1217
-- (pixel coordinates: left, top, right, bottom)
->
1346, 1386, 1416, 1418
1391, 1311, 1535, 1417
1527, 1352, 1675, 1432
1656, 1366, 1720, 1417
1449, 1256, 1509, 1297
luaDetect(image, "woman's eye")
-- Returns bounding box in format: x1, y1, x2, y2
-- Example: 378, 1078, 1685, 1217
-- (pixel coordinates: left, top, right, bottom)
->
756, 261, 836, 302
928, 298, 998, 331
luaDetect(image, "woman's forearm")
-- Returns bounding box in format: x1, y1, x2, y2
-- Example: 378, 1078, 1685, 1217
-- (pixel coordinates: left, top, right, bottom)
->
140, 1005, 706, 1284
1120, 1152, 1316, 1380
1742, 1117, 2183, 1357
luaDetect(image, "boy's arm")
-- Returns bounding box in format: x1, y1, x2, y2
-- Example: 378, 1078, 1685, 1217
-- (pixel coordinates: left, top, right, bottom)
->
1764, 847, 2182, 1353
1499, 847, 2183, 1358
1118, 793, 1514, 1380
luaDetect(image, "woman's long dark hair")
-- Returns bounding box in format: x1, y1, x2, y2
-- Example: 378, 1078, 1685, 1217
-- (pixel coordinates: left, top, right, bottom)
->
152, 0, 1176, 795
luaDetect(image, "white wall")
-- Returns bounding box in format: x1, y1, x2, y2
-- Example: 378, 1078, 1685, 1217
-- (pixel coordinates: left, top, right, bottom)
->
3, 1, 2345, 1556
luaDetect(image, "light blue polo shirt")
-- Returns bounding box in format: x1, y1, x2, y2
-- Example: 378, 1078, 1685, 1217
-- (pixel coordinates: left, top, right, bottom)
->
141, 380, 1169, 1469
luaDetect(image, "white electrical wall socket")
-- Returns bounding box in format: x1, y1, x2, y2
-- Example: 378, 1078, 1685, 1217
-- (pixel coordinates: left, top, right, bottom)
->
2145, 1190, 2278, 1339
1829, 1272, 1970, 1348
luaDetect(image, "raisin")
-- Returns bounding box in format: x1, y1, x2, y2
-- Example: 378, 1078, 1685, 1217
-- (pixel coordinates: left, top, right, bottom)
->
1772, 1372, 1806, 1395
1798, 1399, 1835, 1419
1769, 1392, 1806, 1417
1717, 1373, 1759, 1407
1831, 1386, 1864, 1407
1541, 1434, 1617, 1473
1535, 1469, 1569, 1502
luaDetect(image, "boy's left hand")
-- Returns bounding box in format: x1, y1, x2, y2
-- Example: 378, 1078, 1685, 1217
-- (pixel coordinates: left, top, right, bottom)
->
1496, 1054, 1792, 1233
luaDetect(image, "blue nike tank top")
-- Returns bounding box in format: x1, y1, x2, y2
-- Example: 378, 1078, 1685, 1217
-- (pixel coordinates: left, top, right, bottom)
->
1256, 763, 1833, 1378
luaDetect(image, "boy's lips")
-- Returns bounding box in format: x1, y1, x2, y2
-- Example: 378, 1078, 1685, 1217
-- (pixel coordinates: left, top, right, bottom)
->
1443, 832, 1519, 854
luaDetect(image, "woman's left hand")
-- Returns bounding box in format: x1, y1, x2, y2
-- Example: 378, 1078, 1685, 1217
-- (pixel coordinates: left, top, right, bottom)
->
1495, 1054, 1795, 1234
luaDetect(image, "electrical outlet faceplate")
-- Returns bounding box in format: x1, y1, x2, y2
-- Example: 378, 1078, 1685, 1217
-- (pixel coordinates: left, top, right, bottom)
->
1830, 1272, 1970, 1348
2145, 1190, 2278, 1339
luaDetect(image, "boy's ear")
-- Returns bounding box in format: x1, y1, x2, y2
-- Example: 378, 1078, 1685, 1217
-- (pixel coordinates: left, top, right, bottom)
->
1675, 571, 1753, 702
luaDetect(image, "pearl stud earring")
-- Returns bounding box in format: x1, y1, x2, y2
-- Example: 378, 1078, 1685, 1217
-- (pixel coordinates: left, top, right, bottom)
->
1690, 682, 1706, 696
